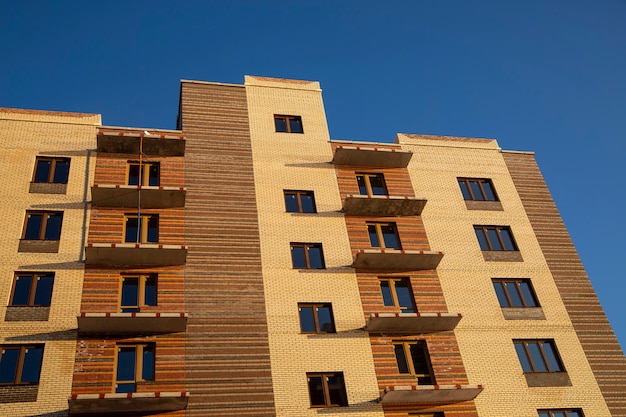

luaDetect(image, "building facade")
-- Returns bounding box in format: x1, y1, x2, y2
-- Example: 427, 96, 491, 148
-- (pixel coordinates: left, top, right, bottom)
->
0, 76, 624, 417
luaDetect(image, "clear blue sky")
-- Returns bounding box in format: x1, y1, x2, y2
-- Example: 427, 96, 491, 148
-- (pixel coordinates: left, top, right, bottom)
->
1, 1, 624, 349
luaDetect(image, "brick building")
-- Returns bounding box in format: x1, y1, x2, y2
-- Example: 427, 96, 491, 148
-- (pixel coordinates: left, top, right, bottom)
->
0, 76, 624, 417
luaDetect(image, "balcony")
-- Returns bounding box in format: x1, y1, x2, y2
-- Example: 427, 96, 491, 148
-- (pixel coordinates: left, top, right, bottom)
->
91, 184, 186, 208
78, 312, 187, 335
366, 312, 462, 334
379, 384, 483, 405
332, 145, 412, 168
97, 129, 185, 156
69, 392, 189, 415
353, 249, 443, 271
343, 195, 426, 216
85, 243, 187, 267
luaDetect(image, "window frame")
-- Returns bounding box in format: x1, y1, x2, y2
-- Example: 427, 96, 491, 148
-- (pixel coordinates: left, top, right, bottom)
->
290, 243, 325, 269
284, 190, 317, 213
115, 343, 155, 393
126, 161, 160, 186
367, 222, 402, 250
492, 278, 540, 308
124, 214, 159, 243
298, 303, 336, 334
356, 173, 388, 196
32, 157, 70, 184
119, 274, 158, 313
538, 409, 584, 417
393, 341, 435, 385
514, 339, 565, 373
9, 272, 54, 307
274, 114, 304, 133
457, 178, 498, 201
306, 372, 348, 408
22, 211, 63, 240
379, 277, 416, 313
474, 225, 518, 251
0, 344, 44, 385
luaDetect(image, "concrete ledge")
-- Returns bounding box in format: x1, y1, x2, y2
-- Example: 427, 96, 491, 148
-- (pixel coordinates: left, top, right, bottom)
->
366, 312, 462, 334
78, 312, 187, 334
85, 243, 187, 266
97, 129, 185, 156
353, 249, 443, 271
332, 145, 413, 168
343, 195, 426, 216
91, 185, 186, 208
69, 391, 189, 414
380, 384, 483, 405
502, 307, 545, 320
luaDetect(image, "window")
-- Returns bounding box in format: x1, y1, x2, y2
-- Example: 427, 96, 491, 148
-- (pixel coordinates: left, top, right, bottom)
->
307, 372, 348, 407
514, 340, 564, 373
9, 273, 54, 307
127, 161, 160, 186
357, 173, 387, 196
394, 341, 435, 385
115, 344, 155, 393
274, 115, 303, 133
538, 410, 584, 417
0, 345, 44, 385
493, 278, 539, 307
22, 211, 63, 240
33, 157, 70, 184
120, 275, 157, 313
458, 178, 497, 201
380, 278, 416, 313
368, 222, 401, 249
474, 225, 517, 251
299, 303, 335, 333
290, 243, 325, 269
284, 190, 316, 213
125, 214, 158, 243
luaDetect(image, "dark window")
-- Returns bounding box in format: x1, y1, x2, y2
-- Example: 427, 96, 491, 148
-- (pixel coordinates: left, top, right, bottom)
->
394, 341, 435, 385
120, 275, 157, 313
275, 115, 303, 133
33, 157, 70, 184
458, 178, 497, 201
307, 372, 348, 407
380, 278, 416, 313
127, 162, 160, 186
125, 215, 159, 243
538, 410, 584, 417
493, 278, 539, 307
10, 273, 54, 307
299, 303, 335, 333
115, 344, 155, 393
514, 340, 564, 373
291, 243, 325, 269
368, 222, 401, 249
474, 225, 517, 251
356, 173, 388, 196
284, 190, 316, 213
22, 211, 63, 240
0, 345, 44, 385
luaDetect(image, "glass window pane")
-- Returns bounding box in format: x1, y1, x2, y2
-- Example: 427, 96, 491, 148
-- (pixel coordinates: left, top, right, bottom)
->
116, 382, 136, 393
542, 342, 563, 371
34, 160, 51, 182
493, 281, 509, 307
538, 413, 550, 417
275, 117, 287, 132
381, 225, 400, 249
528, 343, 548, 371
128, 165, 140, 185
409, 343, 430, 375
299, 194, 315, 213
25, 214, 43, 239
326, 375, 347, 406
20, 346, 43, 383
34, 275, 54, 306
487, 228, 503, 250
142, 346, 155, 380
553, 413, 566, 417
307, 246, 324, 269
12, 275, 33, 305
308, 376, 325, 406
470, 181, 484, 200
299, 306, 315, 332
317, 306, 335, 333
368, 225, 380, 247
148, 164, 159, 186
483, 181, 496, 200
505, 282, 524, 307
356, 176, 368, 195
514, 343, 532, 372
380, 281, 393, 306
395, 282, 415, 313
117, 347, 136, 381
458, 181, 472, 200
568, 412, 582, 417
289, 118, 303, 133
519, 281, 537, 307
291, 246, 306, 268
370, 176, 387, 195
284, 193, 299, 212
0, 348, 19, 383
475, 228, 489, 250
125, 218, 139, 242
394, 344, 410, 373
500, 228, 516, 250
146, 216, 158, 243
44, 214, 63, 240
53, 160, 70, 183
144, 276, 157, 306
121, 278, 139, 310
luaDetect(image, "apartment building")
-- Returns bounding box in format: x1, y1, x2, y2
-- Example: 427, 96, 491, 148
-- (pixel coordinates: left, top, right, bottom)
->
0, 76, 624, 417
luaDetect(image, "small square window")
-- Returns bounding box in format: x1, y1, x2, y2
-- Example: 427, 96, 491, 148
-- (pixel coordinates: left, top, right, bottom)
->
0, 345, 44, 385
493, 278, 539, 308
10, 273, 54, 307
120, 275, 157, 313
394, 341, 435, 385
33, 157, 70, 184
22, 211, 63, 240
458, 178, 498, 201
274, 115, 303, 133
307, 372, 348, 407
356, 173, 387, 196
127, 161, 160, 186
368, 222, 401, 249
538, 409, 584, 417
380, 278, 416, 313
474, 225, 517, 251
291, 243, 325, 269
298, 303, 335, 333
115, 344, 155, 393
514, 339, 564, 373
284, 190, 316, 213
125, 214, 159, 243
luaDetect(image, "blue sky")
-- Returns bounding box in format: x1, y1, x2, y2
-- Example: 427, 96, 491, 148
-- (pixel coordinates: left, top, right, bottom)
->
1, 1, 624, 349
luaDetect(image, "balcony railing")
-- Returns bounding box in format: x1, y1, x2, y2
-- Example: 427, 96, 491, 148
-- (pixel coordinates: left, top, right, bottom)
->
69, 392, 189, 414
97, 129, 185, 156
77, 312, 187, 335
85, 243, 188, 267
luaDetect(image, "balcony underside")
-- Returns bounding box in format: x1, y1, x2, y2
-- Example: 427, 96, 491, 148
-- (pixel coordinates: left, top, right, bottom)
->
85, 243, 187, 267
343, 195, 426, 216
97, 133, 185, 156
78, 313, 187, 335
366, 312, 462, 334
69, 392, 189, 415
332, 146, 413, 168
380, 385, 483, 405
91, 185, 186, 208
353, 250, 443, 271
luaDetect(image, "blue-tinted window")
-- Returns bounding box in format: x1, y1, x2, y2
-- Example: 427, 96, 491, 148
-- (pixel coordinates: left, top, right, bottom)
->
11, 273, 54, 307
125, 215, 158, 243
538, 410, 584, 417
23, 212, 63, 240
275, 115, 303, 133
380, 278, 416, 313
116, 344, 154, 393
368, 223, 401, 250
0, 345, 44, 385
34, 160, 52, 183
121, 276, 157, 312
0, 348, 19, 384
44, 213, 63, 240
458, 178, 498, 201
514, 340, 564, 373
357, 174, 387, 196
127, 162, 160, 186
307, 373, 347, 407
284, 190, 316, 213
24, 214, 43, 239
474, 226, 518, 251
492, 279, 539, 308
291, 243, 325, 269
33, 157, 70, 184
20, 346, 43, 383
299, 303, 335, 333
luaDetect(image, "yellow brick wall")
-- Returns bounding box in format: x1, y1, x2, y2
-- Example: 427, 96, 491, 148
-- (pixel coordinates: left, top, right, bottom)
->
245, 76, 384, 416
0, 109, 99, 416
397, 134, 611, 416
